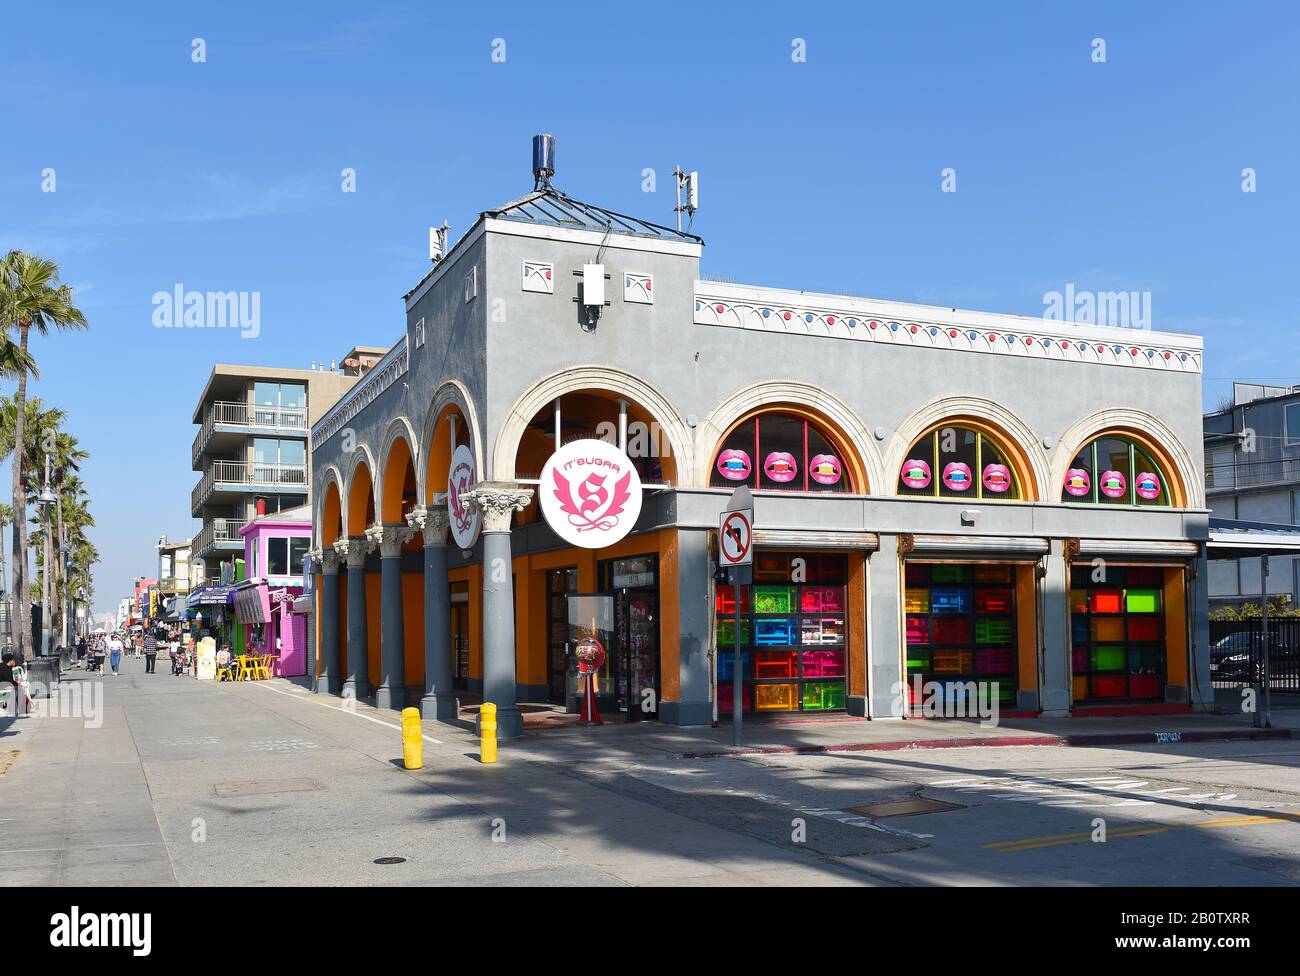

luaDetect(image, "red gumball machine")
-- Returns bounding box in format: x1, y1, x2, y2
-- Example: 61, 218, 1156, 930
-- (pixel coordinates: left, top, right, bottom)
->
574, 631, 606, 726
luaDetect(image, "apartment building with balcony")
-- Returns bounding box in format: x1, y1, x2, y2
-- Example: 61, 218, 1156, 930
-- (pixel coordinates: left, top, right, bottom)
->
1204, 382, 1300, 607
190, 353, 384, 580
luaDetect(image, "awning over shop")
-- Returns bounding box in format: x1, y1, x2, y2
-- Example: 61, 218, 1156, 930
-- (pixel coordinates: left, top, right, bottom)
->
752, 529, 879, 551
900, 534, 1049, 559
233, 583, 272, 625
187, 584, 238, 607
1071, 538, 1202, 560
1207, 518, 1300, 560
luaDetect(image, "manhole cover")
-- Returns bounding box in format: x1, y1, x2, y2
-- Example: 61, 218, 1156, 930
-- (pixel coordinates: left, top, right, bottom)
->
373, 857, 407, 865
845, 797, 965, 818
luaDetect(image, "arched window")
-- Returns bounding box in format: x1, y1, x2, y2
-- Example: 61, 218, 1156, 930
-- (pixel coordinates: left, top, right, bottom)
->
897, 424, 1024, 500
1061, 434, 1170, 506
710, 412, 854, 493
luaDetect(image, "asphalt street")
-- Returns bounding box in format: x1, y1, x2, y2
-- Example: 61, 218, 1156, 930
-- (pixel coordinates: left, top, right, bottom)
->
3, 656, 1298, 886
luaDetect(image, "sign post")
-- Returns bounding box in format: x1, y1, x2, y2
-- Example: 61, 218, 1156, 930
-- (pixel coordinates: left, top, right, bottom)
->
720, 486, 753, 747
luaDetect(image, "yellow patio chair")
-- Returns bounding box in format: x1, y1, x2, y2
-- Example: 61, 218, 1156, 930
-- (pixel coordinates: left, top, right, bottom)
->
236, 655, 256, 681
252, 655, 271, 681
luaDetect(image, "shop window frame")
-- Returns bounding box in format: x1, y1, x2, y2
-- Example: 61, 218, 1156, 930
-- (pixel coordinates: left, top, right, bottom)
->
1069, 564, 1167, 702
1061, 435, 1172, 507
896, 424, 1024, 501
710, 412, 855, 494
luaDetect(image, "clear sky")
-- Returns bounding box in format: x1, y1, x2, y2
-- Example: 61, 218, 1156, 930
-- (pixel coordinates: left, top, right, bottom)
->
2, 1, 1297, 614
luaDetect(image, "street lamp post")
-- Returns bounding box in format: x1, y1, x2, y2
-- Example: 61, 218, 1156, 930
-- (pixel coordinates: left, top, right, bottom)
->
36, 457, 57, 659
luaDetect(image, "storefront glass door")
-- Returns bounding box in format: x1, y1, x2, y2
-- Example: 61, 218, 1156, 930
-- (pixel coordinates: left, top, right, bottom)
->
1070, 566, 1165, 701
547, 568, 578, 701
905, 562, 1018, 709
599, 556, 660, 719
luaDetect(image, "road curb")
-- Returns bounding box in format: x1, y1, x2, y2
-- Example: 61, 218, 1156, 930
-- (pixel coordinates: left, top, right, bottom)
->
675, 727, 1293, 759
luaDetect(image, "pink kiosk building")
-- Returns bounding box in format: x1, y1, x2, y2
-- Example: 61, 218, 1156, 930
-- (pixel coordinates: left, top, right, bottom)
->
235, 504, 312, 676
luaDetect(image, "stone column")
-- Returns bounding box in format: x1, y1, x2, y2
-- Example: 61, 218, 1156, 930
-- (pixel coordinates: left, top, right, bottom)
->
315, 547, 342, 695
335, 535, 375, 701
407, 504, 457, 722
368, 523, 415, 710
462, 482, 533, 740
869, 534, 905, 718
1039, 540, 1072, 717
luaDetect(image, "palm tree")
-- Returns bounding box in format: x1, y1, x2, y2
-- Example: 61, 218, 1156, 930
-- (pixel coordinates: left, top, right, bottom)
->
0, 251, 86, 661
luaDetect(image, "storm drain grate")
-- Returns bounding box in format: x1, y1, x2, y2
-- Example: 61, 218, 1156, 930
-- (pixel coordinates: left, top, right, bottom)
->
845, 797, 966, 818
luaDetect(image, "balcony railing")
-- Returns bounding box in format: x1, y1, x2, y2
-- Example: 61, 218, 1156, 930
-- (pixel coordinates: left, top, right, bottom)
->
193, 519, 249, 557
192, 460, 308, 511
192, 400, 308, 466
1206, 455, 1300, 493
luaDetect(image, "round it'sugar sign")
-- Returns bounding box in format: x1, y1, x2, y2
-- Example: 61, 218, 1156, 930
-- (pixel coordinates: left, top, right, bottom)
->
447, 443, 482, 549
540, 438, 643, 549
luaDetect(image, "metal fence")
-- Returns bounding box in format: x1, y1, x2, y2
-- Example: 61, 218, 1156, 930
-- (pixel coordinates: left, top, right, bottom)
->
1209, 618, 1300, 693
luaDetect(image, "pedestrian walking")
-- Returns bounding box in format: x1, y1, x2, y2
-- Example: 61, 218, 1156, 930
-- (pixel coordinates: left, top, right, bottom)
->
143, 630, 158, 674
108, 632, 123, 676
92, 636, 106, 674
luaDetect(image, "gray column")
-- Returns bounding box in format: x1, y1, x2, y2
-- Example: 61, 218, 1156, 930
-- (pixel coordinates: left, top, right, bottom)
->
462, 483, 532, 740
661, 528, 712, 727
369, 523, 414, 710
407, 504, 457, 722
1040, 540, 1071, 716
869, 534, 904, 718
1189, 552, 1213, 709
315, 547, 342, 695
335, 535, 374, 701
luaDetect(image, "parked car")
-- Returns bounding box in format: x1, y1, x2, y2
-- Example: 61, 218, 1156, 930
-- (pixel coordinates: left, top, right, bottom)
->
1211, 631, 1300, 682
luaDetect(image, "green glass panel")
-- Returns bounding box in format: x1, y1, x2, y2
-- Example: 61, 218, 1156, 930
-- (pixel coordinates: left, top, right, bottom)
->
1091, 645, 1126, 671
975, 618, 1012, 644
931, 564, 972, 583
1125, 589, 1161, 613
753, 586, 795, 614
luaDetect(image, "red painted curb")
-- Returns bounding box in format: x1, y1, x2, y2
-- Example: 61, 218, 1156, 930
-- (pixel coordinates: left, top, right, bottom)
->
1064, 728, 1293, 747
675, 727, 1292, 759
678, 734, 1064, 759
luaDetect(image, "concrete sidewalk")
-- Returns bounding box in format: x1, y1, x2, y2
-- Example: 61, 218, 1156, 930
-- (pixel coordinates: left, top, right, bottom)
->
500, 699, 1298, 764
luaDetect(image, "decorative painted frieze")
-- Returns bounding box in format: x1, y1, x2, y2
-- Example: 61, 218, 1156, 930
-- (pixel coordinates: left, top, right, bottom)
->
693, 293, 1202, 373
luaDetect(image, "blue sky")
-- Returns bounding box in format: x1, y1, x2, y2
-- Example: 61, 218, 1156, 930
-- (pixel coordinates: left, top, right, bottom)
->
2, 1, 1297, 613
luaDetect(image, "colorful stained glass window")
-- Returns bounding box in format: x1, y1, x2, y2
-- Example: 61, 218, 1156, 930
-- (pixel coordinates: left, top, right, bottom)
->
716, 552, 850, 714
904, 562, 1018, 709
1070, 565, 1166, 701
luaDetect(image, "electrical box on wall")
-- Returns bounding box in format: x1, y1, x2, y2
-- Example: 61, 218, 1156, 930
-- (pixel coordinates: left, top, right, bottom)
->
582, 263, 605, 306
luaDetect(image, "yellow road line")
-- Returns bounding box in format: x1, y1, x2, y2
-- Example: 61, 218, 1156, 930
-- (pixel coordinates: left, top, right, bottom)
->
986, 814, 1297, 852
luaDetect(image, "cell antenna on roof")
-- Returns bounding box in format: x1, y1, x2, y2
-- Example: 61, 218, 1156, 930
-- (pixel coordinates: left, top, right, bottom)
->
673, 166, 699, 232
532, 133, 556, 190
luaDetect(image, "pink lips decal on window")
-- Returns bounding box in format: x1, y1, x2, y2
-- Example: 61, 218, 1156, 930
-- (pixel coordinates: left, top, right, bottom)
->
982, 463, 1011, 493
716, 449, 752, 481
1135, 471, 1161, 500
1099, 470, 1127, 499
942, 462, 973, 491
808, 453, 841, 486
1064, 468, 1091, 497
901, 458, 932, 489
763, 451, 798, 483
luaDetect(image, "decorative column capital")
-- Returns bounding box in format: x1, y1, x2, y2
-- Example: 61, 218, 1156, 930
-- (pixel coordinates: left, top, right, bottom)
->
462, 483, 534, 533
334, 535, 373, 568
367, 522, 415, 559
314, 547, 342, 575
406, 504, 450, 547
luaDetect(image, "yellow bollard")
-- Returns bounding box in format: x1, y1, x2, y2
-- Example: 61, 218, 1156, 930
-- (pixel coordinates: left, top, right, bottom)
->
480, 702, 498, 764
401, 706, 423, 769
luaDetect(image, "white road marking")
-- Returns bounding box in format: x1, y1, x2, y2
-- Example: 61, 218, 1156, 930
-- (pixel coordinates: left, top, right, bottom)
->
247, 679, 444, 744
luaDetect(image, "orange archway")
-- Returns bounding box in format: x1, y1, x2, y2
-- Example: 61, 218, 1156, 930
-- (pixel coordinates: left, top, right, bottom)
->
319, 479, 343, 548
347, 461, 375, 537
896, 415, 1037, 501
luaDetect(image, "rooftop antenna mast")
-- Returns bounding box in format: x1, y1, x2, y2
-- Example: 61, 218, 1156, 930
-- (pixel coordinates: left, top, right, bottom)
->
673, 166, 698, 232
532, 133, 556, 191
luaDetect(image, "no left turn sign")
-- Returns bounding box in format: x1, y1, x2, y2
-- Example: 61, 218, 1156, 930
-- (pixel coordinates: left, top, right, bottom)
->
720, 510, 753, 566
